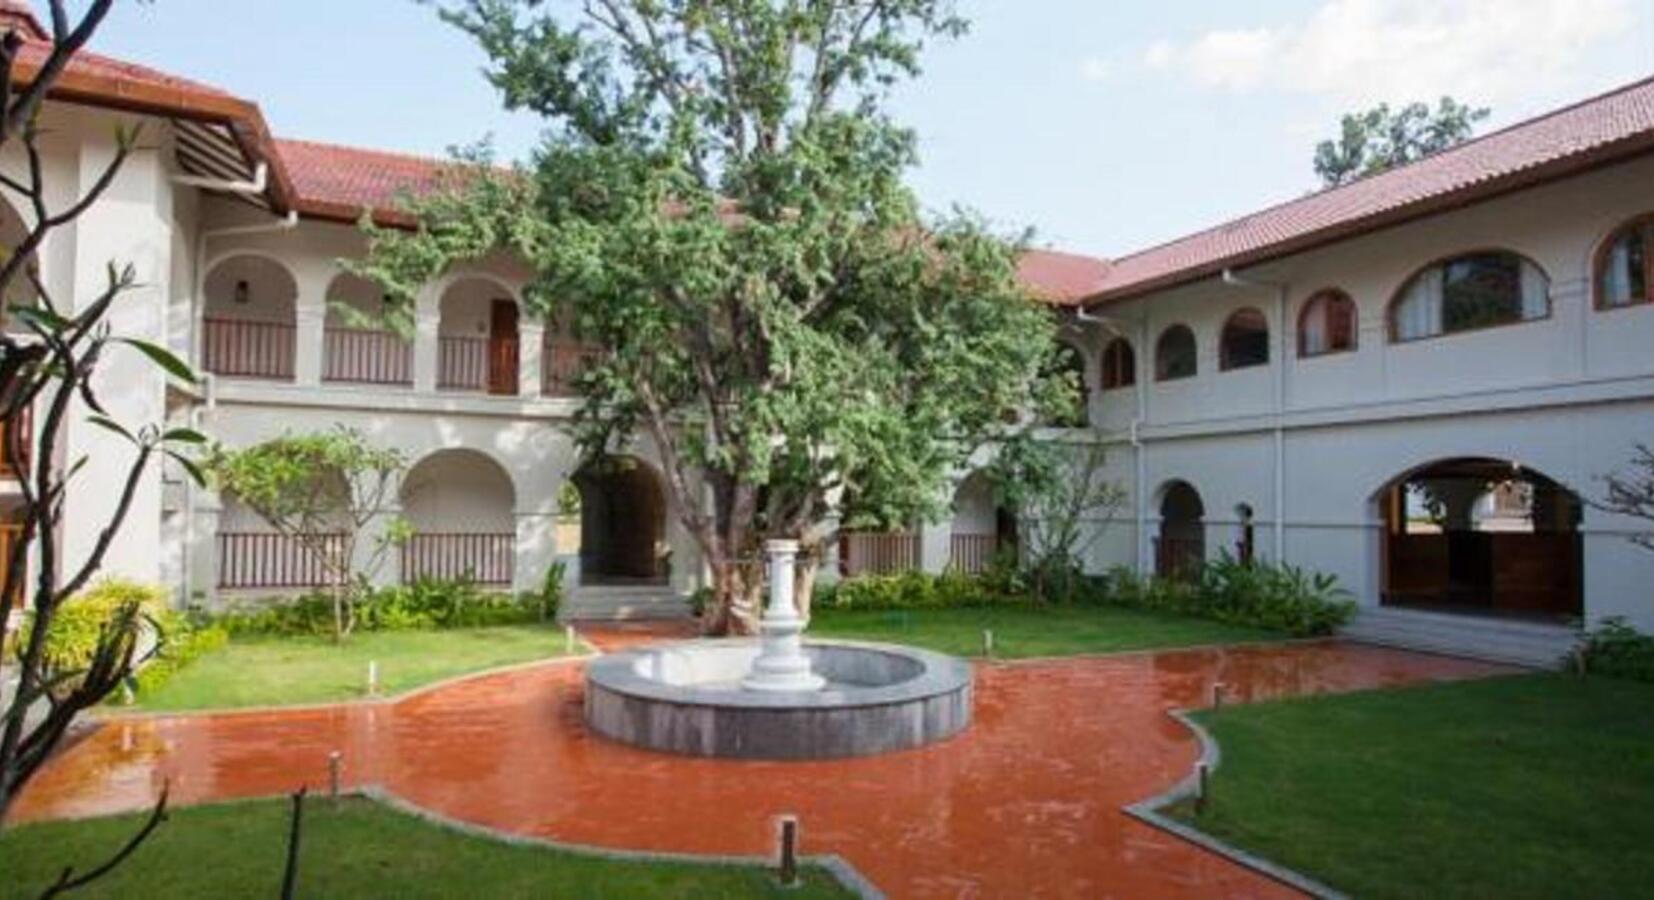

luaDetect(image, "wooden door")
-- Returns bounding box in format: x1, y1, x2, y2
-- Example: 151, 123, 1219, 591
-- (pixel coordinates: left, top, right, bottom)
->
487, 299, 519, 396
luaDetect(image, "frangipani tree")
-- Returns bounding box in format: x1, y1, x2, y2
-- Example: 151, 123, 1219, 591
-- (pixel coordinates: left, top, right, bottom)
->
353, 1, 1069, 634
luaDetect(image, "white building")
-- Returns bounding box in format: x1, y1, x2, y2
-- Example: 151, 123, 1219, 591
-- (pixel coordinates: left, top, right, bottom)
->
3, 3, 1651, 663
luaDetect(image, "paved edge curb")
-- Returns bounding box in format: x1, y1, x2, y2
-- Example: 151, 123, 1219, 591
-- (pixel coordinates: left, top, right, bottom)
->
361, 785, 886, 900
1121, 709, 1348, 900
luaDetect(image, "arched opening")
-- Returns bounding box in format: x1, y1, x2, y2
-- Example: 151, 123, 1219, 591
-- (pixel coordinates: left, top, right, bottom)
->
1100, 336, 1135, 390
572, 456, 668, 585
1595, 212, 1653, 309
1220, 307, 1270, 370
1041, 340, 1089, 427
1155, 325, 1197, 381
541, 305, 604, 397
949, 472, 1018, 574
1155, 480, 1204, 580
1299, 289, 1357, 357
399, 449, 517, 586
438, 278, 519, 395
1379, 458, 1582, 621
0, 197, 38, 333
1390, 251, 1550, 342
203, 254, 298, 380
324, 273, 411, 386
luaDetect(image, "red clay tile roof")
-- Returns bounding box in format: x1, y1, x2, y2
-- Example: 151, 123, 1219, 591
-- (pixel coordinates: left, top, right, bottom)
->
1089, 75, 1654, 304
274, 139, 450, 227
1018, 249, 1112, 304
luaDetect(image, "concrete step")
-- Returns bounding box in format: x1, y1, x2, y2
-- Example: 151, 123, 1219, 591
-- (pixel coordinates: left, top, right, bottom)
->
561, 586, 693, 622
1341, 607, 1581, 669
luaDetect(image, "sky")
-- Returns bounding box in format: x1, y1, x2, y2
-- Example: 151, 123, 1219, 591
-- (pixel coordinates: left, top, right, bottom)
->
86, 0, 1654, 260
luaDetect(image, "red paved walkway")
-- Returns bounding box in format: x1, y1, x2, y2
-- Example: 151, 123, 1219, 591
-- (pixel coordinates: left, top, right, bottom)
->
13, 636, 1508, 898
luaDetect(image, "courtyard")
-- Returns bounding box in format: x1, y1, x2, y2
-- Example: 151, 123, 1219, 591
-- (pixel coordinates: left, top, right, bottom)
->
8, 623, 1517, 898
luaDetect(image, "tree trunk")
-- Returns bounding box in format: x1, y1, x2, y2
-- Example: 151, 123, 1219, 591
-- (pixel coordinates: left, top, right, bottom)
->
793, 552, 819, 620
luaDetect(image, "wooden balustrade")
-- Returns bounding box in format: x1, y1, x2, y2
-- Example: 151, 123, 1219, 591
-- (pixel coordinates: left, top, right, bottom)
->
401, 533, 515, 586
0, 406, 30, 478
0, 523, 23, 608
217, 532, 344, 589
323, 327, 412, 385
202, 317, 295, 380
542, 340, 603, 397
948, 533, 1002, 575
437, 336, 488, 391
839, 531, 920, 577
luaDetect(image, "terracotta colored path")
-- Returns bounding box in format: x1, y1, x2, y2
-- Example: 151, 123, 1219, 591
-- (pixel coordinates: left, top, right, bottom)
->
14, 631, 1508, 898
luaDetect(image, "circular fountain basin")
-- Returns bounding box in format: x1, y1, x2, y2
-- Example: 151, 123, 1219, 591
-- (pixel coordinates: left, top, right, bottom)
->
584, 639, 973, 760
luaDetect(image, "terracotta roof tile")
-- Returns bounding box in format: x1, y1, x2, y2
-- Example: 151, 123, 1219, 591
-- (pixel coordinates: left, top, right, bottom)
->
1091, 75, 1654, 302
1017, 249, 1112, 304
274, 138, 452, 225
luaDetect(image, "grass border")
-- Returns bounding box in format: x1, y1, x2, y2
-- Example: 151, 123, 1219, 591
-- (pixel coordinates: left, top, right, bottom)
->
1121, 707, 1350, 900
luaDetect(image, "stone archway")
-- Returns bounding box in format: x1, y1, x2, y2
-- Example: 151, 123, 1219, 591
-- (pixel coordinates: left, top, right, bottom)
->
1156, 480, 1204, 580
1378, 457, 1582, 620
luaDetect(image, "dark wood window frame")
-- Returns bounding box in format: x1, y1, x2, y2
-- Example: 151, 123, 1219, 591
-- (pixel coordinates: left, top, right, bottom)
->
1594, 213, 1654, 311
1100, 337, 1135, 390
1155, 324, 1198, 382
1219, 307, 1270, 371
1387, 249, 1551, 345
1297, 288, 1358, 358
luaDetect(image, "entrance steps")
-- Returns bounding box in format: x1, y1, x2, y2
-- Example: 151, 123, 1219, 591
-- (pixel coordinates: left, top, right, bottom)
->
1340, 607, 1581, 669
561, 584, 694, 622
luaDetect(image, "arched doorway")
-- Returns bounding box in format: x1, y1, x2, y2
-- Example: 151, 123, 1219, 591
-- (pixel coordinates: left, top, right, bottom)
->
438, 278, 519, 395
1379, 458, 1582, 620
572, 456, 668, 585
400, 449, 517, 587
1156, 481, 1204, 580
949, 472, 1017, 574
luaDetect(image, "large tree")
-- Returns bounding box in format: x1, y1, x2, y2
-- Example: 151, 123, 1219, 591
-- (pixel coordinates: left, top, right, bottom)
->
1313, 97, 1489, 187
357, 1, 1064, 634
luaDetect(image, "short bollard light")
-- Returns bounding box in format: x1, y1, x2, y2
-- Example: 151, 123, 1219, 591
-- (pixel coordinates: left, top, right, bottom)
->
776, 815, 800, 888
565, 625, 577, 655
366, 660, 379, 696
1195, 762, 1210, 814
1211, 682, 1227, 709
982, 629, 995, 659
328, 751, 342, 801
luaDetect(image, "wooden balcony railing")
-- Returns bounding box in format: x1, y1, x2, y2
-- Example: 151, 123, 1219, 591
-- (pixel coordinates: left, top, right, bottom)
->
202, 317, 295, 380
217, 532, 344, 590
0, 407, 30, 478
323, 327, 412, 386
0, 523, 23, 609
542, 340, 602, 397
839, 531, 920, 577
948, 533, 1002, 575
401, 533, 514, 586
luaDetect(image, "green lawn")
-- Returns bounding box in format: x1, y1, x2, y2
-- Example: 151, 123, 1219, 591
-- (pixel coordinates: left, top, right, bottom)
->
1171, 674, 1654, 900
0, 796, 851, 899
808, 605, 1282, 659
130, 626, 575, 712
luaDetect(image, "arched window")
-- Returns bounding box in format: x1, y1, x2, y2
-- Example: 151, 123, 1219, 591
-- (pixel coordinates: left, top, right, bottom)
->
1219, 308, 1269, 370
1100, 337, 1135, 390
1597, 214, 1653, 309
1391, 251, 1549, 342
1299, 289, 1357, 357
1155, 325, 1197, 381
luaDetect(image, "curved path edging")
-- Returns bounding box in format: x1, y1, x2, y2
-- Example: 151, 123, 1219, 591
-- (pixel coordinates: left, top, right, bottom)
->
359, 785, 886, 900
1122, 708, 1349, 900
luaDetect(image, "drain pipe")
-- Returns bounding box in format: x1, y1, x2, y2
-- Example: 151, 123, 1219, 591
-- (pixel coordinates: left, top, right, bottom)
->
1071, 306, 1149, 572
1221, 268, 1289, 562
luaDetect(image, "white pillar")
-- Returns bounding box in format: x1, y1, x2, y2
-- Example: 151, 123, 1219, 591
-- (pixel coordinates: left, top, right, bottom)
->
918, 520, 950, 574
294, 292, 325, 386
413, 288, 441, 393
514, 510, 556, 595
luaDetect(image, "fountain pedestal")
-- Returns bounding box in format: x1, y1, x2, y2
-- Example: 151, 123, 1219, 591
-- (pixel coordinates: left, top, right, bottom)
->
740, 540, 826, 692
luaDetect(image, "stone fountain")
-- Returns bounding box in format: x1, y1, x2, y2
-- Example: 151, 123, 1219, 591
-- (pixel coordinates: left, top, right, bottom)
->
584, 540, 972, 760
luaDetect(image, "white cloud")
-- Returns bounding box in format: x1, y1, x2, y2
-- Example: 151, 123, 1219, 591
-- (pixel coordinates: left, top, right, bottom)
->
1141, 0, 1636, 105
1079, 56, 1113, 82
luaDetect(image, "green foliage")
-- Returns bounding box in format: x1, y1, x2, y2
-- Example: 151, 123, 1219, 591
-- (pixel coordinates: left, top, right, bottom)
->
817, 569, 1029, 613
1314, 97, 1489, 187
1581, 617, 1654, 682
364, 2, 1062, 632
216, 579, 543, 637
132, 622, 229, 698
1099, 554, 1356, 637
25, 579, 170, 677
537, 562, 566, 622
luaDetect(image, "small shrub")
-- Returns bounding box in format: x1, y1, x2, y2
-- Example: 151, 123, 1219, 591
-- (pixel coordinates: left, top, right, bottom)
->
133, 621, 229, 698
1581, 617, 1654, 682
1097, 554, 1356, 637
536, 562, 566, 622
26, 579, 171, 676
821, 569, 1029, 612
217, 578, 542, 637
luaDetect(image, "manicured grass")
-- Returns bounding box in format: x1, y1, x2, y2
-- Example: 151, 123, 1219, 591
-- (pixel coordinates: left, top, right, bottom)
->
1171, 674, 1654, 900
130, 626, 575, 712
808, 605, 1282, 659
0, 796, 852, 899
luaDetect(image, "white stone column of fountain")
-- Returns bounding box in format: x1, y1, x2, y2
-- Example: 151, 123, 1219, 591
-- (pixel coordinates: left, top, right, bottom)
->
740, 539, 827, 692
